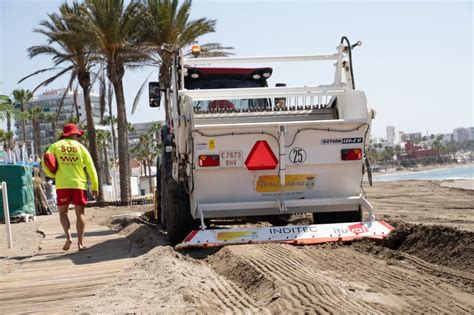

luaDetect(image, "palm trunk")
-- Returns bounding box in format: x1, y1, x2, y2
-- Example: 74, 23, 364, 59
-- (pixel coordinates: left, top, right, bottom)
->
147, 158, 153, 193
80, 81, 104, 203
51, 121, 56, 141
7, 115, 11, 133
103, 142, 110, 185
108, 102, 117, 162
21, 104, 27, 145
33, 119, 41, 159
159, 62, 171, 122
111, 79, 131, 203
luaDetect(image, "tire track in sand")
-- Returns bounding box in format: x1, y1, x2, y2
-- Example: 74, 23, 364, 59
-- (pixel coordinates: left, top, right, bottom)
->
298, 245, 473, 313
209, 245, 383, 313
255, 244, 384, 313
175, 252, 267, 314
207, 243, 473, 313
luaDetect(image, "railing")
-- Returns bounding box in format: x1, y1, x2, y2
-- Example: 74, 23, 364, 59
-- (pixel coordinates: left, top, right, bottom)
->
192, 95, 337, 114
1, 181, 13, 249
183, 53, 340, 66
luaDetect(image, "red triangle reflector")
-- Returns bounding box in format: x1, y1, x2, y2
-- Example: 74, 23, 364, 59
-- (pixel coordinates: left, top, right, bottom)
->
245, 140, 278, 171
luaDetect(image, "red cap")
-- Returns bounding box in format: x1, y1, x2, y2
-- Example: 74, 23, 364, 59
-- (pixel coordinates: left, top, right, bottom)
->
62, 123, 84, 138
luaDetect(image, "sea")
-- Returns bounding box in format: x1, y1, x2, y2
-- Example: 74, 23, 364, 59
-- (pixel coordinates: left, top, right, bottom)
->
373, 164, 474, 182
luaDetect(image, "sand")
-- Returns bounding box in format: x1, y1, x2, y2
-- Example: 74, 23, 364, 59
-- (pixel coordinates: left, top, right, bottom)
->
1, 180, 473, 313
440, 179, 474, 191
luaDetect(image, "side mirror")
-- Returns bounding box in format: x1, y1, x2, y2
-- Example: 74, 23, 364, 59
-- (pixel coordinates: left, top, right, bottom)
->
149, 82, 161, 108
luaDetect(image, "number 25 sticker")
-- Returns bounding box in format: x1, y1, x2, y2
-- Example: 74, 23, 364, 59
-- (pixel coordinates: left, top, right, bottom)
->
289, 147, 307, 164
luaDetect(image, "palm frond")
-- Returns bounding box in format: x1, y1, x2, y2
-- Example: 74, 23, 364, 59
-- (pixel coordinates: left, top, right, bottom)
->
30, 65, 75, 94
56, 72, 77, 123
18, 67, 59, 83
131, 69, 159, 114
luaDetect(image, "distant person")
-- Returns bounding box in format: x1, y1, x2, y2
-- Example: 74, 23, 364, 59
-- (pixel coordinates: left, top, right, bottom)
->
42, 123, 98, 251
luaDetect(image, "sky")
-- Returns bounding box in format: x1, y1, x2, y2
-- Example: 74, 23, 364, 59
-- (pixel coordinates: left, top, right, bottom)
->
0, 0, 472, 138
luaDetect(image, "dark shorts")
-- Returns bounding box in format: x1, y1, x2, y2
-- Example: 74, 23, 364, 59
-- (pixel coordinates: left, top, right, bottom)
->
57, 189, 87, 206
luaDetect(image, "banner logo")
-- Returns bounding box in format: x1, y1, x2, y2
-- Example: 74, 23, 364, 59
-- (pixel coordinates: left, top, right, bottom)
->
256, 174, 316, 193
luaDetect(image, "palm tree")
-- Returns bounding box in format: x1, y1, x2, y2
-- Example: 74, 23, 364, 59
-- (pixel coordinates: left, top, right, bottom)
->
12, 89, 33, 145
27, 106, 44, 159
0, 129, 15, 153
21, 2, 104, 201
138, 0, 226, 119
79, 0, 148, 203
96, 129, 112, 185
45, 113, 58, 141
148, 122, 162, 143
0, 95, 9, 121
101, 115, 117, 161
0, 96, 15, 132
0, 129, 4, 150
132, 133, 159, 192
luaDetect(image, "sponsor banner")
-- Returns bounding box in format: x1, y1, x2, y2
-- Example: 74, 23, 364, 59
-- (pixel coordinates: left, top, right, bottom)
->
320, 137, 363, 145
216, 231, 258, 241
176, 221, 395, 249
256, 174, 316, 193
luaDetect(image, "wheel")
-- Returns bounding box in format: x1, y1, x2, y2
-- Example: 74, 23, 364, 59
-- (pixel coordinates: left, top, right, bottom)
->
267, 214, 292, 226
160, 174, 167, 228
164, 179, 196, 246
312, 210, 362, 224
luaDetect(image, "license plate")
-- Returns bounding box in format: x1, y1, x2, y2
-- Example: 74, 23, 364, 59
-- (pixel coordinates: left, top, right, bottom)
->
219, 150, 243, 168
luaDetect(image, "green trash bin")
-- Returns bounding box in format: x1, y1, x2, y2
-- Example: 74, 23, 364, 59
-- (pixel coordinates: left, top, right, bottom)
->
0, 165, 35, 220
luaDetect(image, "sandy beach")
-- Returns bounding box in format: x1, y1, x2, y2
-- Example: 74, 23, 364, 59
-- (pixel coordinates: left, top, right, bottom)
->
440, 179, 474, 190
1, 180, 472, 313
373, 161, 473, 176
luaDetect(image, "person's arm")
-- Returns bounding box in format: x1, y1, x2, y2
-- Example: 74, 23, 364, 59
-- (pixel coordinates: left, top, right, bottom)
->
82, 146, 99, 192
42, 144, 56, 179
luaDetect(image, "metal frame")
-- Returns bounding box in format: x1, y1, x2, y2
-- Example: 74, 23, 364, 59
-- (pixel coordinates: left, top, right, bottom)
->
181, 44, 349, 89
183, 53, 339, 65
197, 195, 365, 217
1, 182, 13, 249
179, 85, 346, 101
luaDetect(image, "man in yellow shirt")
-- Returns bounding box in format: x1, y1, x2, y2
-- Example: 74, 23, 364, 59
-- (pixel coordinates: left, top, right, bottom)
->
43, 123, 98, 251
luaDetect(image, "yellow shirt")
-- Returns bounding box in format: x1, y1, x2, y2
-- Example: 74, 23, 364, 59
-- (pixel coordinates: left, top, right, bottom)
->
42, 139, 98, 191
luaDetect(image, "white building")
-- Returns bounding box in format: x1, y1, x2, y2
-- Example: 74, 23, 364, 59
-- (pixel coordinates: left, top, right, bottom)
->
468, 127, 474, 141
386, 126, 396, 144
453, 128, 469, 143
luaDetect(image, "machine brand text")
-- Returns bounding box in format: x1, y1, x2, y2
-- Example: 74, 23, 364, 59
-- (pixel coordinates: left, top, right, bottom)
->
320, 137, 363, 145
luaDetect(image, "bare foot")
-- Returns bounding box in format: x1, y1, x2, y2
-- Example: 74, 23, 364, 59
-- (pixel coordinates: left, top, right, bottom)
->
63, 239, 72, 251
78, 245, 87, 251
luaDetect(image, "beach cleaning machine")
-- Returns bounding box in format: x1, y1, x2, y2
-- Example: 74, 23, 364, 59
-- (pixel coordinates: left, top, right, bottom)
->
147, 36, 394, 249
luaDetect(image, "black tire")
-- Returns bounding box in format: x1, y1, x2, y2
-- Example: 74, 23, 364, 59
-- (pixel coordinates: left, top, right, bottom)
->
267, 214, 292, 226
154, 156, 162, 226
159, 126, 173, 229
160, 148, 173, 229
165, 179, 196, 246
312, 210, 362, 224
160, 169, 167, 229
